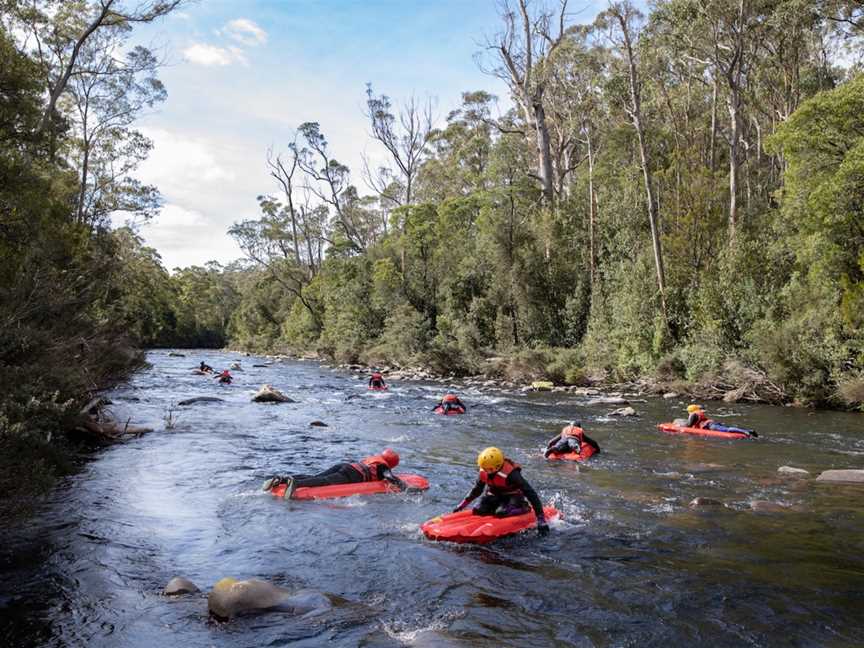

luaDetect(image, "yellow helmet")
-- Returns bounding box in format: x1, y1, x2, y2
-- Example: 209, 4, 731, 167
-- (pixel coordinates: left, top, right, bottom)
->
687, 404, 702, 413
477, 447, 505, 472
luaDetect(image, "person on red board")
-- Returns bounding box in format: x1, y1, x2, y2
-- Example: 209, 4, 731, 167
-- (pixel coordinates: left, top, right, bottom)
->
452, 447, 549, 537
544, 421, 600, 458
261, 448, 409, 498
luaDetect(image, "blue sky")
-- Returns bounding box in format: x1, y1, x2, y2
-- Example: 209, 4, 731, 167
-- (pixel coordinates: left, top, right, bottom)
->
129, 0, 608, 269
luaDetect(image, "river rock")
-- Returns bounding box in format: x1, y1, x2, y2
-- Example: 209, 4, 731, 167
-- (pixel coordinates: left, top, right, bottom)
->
587, 396, 629, 405
208, 578, 330, 620
230, 362, 243, 371
178, 396, 225, 406
168, 352, 186, 357
815, 469, 864, 483
749, 500, 788, 513
164, 576, 199, 595
309, 420, 328, 427
777, 466, 810, 476
609, 406, 637, 417
689, 497, 723, 508
252, 363, 271, 368
663, 392, 679, 399
531, 381, 554, 391
252, 384, 294, 403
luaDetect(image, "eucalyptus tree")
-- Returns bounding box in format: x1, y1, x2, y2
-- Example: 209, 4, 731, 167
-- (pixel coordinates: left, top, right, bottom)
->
597, 1, 668, 319
480, 0, 571, 206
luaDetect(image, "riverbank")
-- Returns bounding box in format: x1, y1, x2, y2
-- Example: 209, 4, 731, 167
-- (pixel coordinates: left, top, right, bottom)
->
230, 345, 864, 412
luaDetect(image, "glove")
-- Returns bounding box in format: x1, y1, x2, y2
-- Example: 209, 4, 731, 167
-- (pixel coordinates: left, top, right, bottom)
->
452, 504, 464, 513
537, 520, 550, 537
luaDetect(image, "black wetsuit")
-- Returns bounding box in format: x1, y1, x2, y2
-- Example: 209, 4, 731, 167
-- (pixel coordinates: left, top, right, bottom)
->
436, 400, 466, 413
546, 433, 600, 456
461, 468, 544, 518
369, 378, 386, 388
290, 463, 404, 489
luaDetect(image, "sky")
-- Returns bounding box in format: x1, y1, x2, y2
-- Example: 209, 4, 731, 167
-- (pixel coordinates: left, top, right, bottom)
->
126, 0, 607, 270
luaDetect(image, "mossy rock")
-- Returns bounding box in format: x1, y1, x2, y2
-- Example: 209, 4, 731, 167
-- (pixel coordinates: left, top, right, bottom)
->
531, 381, 554, 391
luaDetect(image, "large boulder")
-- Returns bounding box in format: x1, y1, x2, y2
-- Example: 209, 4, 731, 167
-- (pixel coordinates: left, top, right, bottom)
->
531, 381, 554, 391
164, 576, 199, 595
252, 384, 294, 403
208, 578, 330, 620
815, 469, 864, 483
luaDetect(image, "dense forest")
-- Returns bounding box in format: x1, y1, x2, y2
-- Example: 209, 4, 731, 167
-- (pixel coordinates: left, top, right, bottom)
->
213, 0, 863, 410
1, 0, 863, 486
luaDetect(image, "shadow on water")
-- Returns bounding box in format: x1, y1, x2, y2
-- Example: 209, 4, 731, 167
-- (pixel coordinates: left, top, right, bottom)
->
1, 350, 863, 647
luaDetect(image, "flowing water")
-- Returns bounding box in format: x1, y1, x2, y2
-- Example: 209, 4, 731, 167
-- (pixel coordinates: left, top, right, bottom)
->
2, 351, 863, 647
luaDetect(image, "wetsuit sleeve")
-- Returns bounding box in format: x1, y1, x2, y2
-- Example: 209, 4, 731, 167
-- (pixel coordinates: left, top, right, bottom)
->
546, 434, 562, 448
462, 479, 485, 504
378, 466, 407, 490
508, 470, 545, 520
687, 412, 699, 427
583, 435, 600, 452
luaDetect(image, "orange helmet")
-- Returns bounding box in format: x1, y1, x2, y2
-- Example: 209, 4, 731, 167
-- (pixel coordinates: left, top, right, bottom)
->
381, 448, 399, 468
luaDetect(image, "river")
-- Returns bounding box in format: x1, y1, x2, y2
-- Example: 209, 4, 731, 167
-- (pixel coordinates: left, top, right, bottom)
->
1, 350, 863, 647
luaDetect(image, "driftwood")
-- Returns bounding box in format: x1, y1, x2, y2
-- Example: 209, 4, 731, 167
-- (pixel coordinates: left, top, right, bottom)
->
72, 397, 153, 444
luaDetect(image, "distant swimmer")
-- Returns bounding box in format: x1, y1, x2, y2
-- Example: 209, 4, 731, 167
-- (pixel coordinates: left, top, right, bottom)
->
433, 393, 466, 415
544, 421, 600, 459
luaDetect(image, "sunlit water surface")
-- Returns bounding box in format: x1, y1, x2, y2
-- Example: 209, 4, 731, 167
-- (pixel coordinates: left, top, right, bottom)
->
1, 351, 863, 647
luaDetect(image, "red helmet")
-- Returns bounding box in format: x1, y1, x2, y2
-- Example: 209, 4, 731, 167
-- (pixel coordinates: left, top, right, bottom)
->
381, 448, 399, 468
442, 393, 458, 403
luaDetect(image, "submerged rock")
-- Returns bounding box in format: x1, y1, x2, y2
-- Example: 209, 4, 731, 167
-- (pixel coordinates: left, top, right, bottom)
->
167, 352, 186, 357
309, 420, 328, 427
252, 384, 294, 403
749, 500, 789, 513
815, 469, 864, 483
208, 578, 330, 620
689, 497, 723, 508
164, 576, 199, 595
587, 396, 629, 405
777, 466, 810, 476
609, 406, 637, 417
178, 396, 224, 406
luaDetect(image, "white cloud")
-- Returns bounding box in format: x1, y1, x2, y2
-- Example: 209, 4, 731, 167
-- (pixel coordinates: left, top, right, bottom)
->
224, 18, 268, 46
141, 203, 242, 270
182, 43, 247, 66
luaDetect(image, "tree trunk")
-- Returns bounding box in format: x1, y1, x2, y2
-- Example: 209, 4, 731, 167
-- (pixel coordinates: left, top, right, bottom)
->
533, 100, 556, 206
728, 86, 741, 238
618, 13, 667, 317
586, 125, 597, 286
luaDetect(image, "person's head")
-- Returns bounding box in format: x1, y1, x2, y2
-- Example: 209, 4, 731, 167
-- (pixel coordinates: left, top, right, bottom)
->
200, 361, 205, 368
687, 404, 703, 414
477, 447, 505, 473
564, 420, 582, 432
443, 393, 458, 403
381, 448, 399, 468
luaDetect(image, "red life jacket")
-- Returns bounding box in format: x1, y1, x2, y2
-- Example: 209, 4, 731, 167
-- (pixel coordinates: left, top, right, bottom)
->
442, 394, 459, 404
371, 372, 383, 380
561, 425, 585, 442
478, 459, 521, 495
351, 455, 389, 481
692, 411, 712, 429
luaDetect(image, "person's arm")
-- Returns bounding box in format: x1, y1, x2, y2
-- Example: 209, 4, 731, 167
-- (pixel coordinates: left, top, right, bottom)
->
508, 471, 545, 520
453, 479, 484, 512
379, 466, 408, 490
545, 434, 562, 449
686, 412, 699, 427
